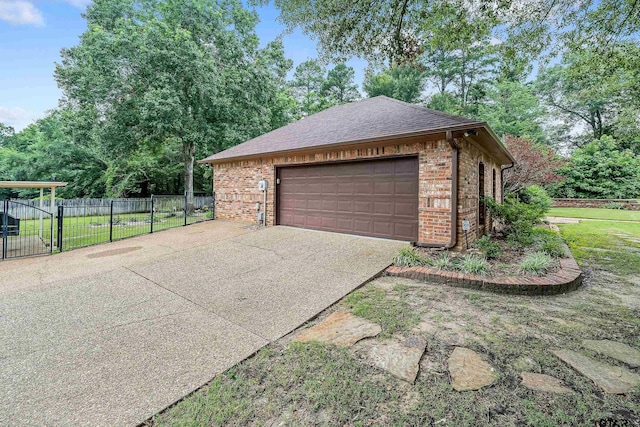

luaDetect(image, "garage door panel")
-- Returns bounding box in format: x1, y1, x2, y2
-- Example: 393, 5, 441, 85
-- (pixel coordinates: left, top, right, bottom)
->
373, 201, 393, 215
394, 223, 418, 240
354, 201, 371, 214
337, 182, 354, 194
336, 199, 354, 213
278, 157, 418, 241
354, 182, 373, 195
354, 219, 373, 233
373, 181, 394, 195
395, 202, 417, 217
395, 180, 418, 195
373, 222, 393, 236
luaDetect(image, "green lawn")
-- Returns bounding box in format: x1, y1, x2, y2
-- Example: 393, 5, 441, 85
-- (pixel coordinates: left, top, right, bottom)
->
548, 207, 640, 221
148, 218, 640, 426
14, 211, 210, 251
558, 219, 640, 275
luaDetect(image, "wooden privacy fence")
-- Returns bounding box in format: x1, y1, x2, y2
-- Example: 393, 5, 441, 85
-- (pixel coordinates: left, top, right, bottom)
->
5, 196, 214, 219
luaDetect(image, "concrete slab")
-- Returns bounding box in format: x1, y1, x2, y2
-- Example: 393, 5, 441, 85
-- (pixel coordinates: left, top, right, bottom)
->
0, 222, 405, 425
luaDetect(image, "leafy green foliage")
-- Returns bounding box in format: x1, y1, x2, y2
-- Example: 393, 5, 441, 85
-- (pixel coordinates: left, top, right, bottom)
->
551, 136, 640, 199
519, 252, 555, 276
477, 81, 546, 144
290, 59, 326, 116
363, 64, 425, 103
55, 0, 293, 199
473, 235, 501, 259
321, 63, 360, 104
486, 186, 551, 244
531, 228, 566, 258
457, 254, 490, 275
536, 44, 640, 149
393, 247, 431, 268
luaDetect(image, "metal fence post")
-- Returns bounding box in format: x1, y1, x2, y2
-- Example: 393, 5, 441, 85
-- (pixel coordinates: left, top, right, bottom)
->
184, 192, 187, 226
2, 200, 8, 260
57, 205, 64, 252
150, 195, 154, 233
109, 200, 114, 242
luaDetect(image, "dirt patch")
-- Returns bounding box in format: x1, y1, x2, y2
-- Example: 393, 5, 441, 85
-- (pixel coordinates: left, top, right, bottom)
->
87, 246, 142, 258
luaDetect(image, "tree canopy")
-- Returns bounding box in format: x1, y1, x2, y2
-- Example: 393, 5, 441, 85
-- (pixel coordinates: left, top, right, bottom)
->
55, 0, 293, 201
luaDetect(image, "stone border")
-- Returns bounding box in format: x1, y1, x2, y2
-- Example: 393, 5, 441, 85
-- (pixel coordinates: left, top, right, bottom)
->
386, 246, 582, 296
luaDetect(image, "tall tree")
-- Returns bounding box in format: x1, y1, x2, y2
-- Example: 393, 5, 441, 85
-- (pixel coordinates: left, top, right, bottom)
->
290, 59, 326, 116
363, 64, 424, 103
258, 0, 640, 63
478, 80, 546, 144
536, 43, 640, 148
56, 0, 291, 203
321, 63, 359, 104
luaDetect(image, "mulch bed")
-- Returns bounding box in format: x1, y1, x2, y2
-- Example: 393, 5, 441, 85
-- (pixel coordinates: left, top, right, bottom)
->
414, 236, 561, 277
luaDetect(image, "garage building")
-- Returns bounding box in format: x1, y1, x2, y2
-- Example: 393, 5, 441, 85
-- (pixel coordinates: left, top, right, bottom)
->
199, 96, 515, 249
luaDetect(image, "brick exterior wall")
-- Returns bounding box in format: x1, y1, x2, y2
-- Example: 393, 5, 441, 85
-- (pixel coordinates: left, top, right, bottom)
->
457, 139, 502, 249
212, 136, 503, 249
552, 198, 640, 210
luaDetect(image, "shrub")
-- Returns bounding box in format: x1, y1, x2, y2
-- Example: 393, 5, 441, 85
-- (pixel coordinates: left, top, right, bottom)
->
601, 202, 626, 210
519, 185, 552, 213
520, 252, 555, 275
433, 253, 453, 270
486, 185, 551, 245
458, 254, 490, 275
393, 247, 431, 267
473, 235, 501, 259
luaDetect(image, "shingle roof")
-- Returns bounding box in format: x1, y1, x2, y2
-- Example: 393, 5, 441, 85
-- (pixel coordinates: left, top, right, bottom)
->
200, 96, 486, 163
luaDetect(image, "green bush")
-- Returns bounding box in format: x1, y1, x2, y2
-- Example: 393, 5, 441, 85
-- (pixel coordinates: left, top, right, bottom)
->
393, 247, 431, 268
457, 254, 490, 275
473, 235, 501, 259
486, 186, 551, 245
600, 202, 626, 210
520, 252, 555, 275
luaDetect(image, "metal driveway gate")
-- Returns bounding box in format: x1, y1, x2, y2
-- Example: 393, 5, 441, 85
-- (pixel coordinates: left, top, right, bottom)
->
1, 200, 53, 260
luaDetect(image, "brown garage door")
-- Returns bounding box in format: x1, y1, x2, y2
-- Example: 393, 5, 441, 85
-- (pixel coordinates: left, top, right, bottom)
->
277, 156, 419, 241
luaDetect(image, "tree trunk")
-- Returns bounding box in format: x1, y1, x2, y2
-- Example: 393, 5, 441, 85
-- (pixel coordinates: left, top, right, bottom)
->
183, 141, 196, 211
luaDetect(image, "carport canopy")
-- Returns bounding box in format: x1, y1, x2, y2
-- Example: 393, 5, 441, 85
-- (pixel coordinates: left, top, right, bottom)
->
0, 181, 67, 215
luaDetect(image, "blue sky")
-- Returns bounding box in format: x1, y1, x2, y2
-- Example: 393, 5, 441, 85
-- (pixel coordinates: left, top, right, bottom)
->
0, 0, 367, 131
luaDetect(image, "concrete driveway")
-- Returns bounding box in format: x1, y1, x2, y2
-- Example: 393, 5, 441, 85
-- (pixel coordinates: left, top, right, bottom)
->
0, 221, 405, 426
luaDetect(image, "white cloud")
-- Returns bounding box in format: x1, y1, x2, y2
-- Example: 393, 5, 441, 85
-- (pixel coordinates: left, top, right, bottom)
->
0, 1, 44, 26
63, 0, 91, 9
0, 106, 43, 131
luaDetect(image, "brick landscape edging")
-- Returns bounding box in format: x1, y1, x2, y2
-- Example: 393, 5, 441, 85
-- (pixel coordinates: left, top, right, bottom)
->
386, 250, 583, 296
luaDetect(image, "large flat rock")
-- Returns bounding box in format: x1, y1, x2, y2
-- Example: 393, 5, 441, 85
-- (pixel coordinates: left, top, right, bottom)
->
294, 311, 381, 346
369, 336, 426, 383
552, 349, 640, 394
582, 340, 640, 368
520, 372, 574, 394
448, 347, 497, 391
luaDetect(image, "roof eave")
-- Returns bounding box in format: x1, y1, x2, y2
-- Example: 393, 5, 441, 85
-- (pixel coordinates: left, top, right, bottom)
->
477, 123, 516, 165
198, 122, 491, 165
